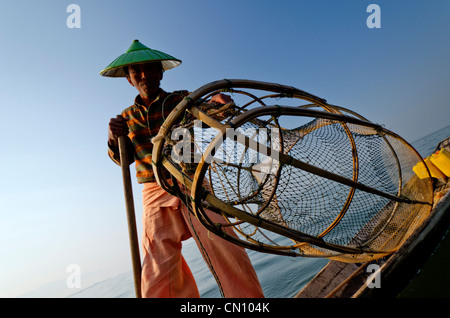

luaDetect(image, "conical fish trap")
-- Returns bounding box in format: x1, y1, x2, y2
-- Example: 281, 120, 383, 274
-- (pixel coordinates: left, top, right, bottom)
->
151, 80, 433, 263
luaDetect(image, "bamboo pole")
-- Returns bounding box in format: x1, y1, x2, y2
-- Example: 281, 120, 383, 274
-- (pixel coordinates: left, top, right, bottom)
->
118, 133, 142, 298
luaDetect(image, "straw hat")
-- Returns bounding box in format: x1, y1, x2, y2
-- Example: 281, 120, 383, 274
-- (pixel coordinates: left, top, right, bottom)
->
100, 39, 182, 77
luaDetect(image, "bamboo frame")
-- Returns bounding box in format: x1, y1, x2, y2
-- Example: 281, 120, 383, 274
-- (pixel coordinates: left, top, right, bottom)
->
151, 79, 433, 258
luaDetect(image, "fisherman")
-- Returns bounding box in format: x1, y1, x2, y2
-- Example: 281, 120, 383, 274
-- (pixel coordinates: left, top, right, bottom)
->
101, 40, 264, 298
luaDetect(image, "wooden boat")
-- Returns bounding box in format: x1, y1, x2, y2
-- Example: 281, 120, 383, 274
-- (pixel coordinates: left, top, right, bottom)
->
295, 137, 450, 298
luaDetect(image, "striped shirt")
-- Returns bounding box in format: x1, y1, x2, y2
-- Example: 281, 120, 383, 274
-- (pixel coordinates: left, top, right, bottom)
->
108, 89, 189, 183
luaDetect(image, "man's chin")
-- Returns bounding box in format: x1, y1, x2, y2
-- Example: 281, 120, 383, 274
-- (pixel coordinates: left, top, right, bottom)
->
141, 84, 158, 92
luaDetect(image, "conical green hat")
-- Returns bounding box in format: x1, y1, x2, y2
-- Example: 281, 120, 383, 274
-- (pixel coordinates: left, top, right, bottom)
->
100, 40, 182, 77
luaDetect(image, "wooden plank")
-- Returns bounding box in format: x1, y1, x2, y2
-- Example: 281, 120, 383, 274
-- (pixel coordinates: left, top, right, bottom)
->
295, 261, 359, 298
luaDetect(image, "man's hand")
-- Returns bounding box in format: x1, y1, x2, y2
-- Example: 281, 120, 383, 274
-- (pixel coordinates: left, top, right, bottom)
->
205, 93, 235, 120
108, 116, 128, 147
209, 93, 234, 105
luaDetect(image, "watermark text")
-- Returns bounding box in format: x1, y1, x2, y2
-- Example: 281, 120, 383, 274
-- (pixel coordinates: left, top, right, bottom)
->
366, 264, 381, 288
366, 4, 381, 29
66, 4, 81, 29
66, 264, 81, 289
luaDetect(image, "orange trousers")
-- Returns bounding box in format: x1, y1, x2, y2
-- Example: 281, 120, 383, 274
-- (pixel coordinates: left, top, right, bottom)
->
140, 182, 264, 298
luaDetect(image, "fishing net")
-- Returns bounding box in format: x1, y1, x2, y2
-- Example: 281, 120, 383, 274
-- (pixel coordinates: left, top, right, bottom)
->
151, 80, 433, 263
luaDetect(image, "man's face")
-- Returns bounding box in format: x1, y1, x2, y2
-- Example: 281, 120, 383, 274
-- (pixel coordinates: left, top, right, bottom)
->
126, 63, 163, 98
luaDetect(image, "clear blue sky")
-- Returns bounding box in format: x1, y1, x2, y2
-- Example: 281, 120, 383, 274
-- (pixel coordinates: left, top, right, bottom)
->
0, 0, 449, 297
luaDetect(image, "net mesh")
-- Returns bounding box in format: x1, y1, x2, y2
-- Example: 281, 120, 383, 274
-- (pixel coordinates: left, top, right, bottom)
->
152, 80, 433, 263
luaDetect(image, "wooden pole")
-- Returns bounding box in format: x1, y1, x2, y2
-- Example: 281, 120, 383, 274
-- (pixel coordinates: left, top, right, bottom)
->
118, 133, 142, 298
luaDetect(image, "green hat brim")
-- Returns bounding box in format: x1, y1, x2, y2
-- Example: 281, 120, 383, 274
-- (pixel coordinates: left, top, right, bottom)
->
100, 40, 182, 77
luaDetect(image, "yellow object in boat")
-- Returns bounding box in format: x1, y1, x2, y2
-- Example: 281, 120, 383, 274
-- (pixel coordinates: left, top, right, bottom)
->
430, 148, 450, 177
413, 157, 446, 179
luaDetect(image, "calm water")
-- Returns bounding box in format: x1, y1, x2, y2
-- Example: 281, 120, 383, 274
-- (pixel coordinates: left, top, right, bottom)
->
69, 124, 450, 298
